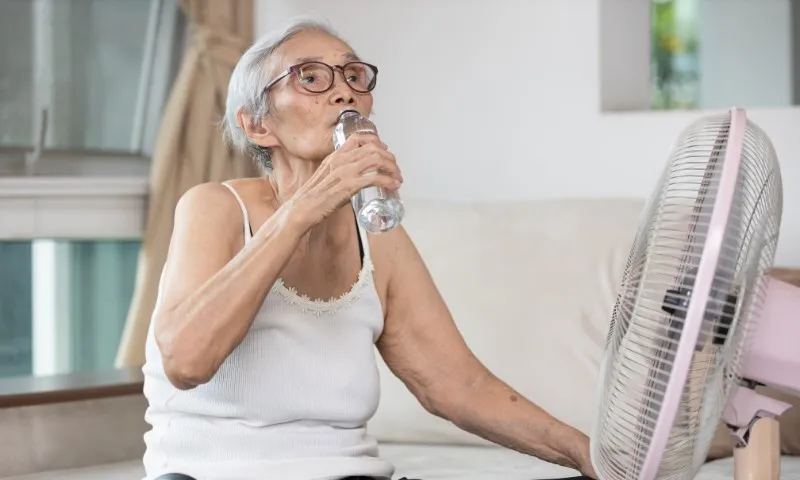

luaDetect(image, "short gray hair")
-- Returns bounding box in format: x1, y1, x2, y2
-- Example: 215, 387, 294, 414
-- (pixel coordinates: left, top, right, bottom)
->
221, 18, 343, 171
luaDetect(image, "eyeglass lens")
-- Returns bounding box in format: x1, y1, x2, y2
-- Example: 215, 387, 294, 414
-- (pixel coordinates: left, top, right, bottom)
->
296, 62, 375, 93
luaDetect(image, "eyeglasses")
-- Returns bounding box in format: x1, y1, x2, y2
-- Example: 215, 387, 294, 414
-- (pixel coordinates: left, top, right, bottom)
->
264, 61, 379, 94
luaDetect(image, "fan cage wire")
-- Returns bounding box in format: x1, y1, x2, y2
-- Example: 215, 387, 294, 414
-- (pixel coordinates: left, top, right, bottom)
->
591, 111, 782, 480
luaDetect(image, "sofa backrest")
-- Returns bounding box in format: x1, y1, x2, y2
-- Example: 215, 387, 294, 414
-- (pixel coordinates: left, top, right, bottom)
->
367, 197, 647, 445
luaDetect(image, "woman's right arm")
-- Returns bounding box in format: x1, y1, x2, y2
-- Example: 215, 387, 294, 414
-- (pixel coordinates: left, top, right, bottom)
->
154, 182, 303, 390
153, 134, 402, 390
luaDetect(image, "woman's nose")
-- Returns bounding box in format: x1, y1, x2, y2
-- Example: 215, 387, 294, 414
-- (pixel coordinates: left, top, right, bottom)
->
331, 84, 355, 104
330, 72, 355, 104
333, 92, 355, 104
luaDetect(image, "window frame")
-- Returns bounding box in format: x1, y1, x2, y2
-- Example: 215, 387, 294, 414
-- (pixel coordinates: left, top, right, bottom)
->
0, 0, 185, 240
600, 0, 800, 113
0, 152, 150, 239
0, 0, 185, 399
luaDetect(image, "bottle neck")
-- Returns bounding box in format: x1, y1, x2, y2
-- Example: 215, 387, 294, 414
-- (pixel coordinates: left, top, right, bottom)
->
338, 109, 361, 121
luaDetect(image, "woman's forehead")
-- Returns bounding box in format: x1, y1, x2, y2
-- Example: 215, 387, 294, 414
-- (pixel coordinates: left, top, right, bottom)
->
279, 30, 357, 65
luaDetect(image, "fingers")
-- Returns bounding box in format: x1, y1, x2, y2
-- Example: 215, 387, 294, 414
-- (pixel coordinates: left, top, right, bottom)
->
352, 150, 401, 180
330, 140, 396, 170
353, 168, 402, 192
336, 132, 384, 152
326, 134, 402, 194
358, 143, 397, 164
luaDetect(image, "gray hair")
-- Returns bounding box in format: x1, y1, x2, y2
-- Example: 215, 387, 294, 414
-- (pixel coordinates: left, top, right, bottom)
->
221, 18, 344, 171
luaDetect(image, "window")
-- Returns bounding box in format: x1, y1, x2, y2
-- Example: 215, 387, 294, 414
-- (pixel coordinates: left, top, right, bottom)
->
0, 242, 32, 377
600, 0, 800, 111
0, 240, 139, 377
0, 0, 185, 378
650, 0, 700, 110
0, 0, 184, 214
0, 0, 184, 155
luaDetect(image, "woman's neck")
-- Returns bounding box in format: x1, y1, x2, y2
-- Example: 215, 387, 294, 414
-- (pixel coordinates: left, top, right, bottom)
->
267, 157, 352, 242
268, 158, 321, 204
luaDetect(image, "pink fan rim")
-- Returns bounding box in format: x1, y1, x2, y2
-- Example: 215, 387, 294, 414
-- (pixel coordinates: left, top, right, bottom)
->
638, 107, 747, 479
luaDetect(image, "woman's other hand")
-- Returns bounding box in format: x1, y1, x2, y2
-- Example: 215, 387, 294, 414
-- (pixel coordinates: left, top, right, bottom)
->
573, 436, 597, 479
285, 133, 402, 231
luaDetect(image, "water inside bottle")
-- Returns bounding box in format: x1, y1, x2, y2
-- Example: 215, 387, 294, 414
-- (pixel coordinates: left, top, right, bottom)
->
333, 110, 404, 233
352, 185, 404, 233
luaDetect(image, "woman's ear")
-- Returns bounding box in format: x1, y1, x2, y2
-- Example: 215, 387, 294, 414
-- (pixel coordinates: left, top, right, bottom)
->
237, 109, 279, 149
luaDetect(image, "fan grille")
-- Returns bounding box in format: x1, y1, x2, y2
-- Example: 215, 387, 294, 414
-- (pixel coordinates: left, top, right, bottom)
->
591, 111, 782, 480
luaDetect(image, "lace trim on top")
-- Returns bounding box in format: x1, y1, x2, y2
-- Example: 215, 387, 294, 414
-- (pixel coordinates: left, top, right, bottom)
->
221, 181, 373, 316
270, 257, 375, 316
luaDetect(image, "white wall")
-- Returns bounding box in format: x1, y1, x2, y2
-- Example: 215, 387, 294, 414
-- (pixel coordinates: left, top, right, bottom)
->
699, 0, 793, 109
256, 0, 800, 267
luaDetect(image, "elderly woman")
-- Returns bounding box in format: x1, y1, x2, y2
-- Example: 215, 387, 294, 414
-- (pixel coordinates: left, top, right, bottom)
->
141, 18, 596, 480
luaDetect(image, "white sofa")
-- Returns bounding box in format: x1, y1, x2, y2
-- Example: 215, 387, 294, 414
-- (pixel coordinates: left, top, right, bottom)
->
4, 198, 800, 479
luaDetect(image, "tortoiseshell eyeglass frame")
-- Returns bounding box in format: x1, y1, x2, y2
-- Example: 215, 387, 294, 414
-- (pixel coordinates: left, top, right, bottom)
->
263, 61, 379, 94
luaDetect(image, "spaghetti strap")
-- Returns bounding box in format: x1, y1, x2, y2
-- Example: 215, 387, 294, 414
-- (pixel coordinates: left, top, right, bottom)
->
353, 210, 372, 263
221, 182, 253, 244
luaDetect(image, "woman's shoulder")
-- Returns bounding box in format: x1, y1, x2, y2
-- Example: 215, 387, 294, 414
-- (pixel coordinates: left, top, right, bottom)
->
172, 179, 262, 241
177, 178, 262, 213
216, 177, 264, 194
176, 181, 234, 216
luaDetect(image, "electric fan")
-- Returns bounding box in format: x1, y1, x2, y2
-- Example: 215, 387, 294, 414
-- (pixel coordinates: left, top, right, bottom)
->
591, 107, 800, 480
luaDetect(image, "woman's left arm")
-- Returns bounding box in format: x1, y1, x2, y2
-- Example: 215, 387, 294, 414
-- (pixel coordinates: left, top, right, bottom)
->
374, 226, 595, 478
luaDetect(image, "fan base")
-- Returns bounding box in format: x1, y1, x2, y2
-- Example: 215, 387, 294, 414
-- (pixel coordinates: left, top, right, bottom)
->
733, 416, 780, 480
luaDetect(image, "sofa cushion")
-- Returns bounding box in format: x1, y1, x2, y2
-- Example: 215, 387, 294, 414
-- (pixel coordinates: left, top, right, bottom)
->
368, 198, 645, 445
7, 445, 800, 480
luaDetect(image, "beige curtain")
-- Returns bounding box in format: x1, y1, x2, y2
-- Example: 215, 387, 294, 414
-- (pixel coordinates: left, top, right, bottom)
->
116, 0, 260, 367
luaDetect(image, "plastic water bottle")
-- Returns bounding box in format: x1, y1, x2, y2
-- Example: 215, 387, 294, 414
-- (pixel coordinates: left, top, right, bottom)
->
333, 109, 404, 233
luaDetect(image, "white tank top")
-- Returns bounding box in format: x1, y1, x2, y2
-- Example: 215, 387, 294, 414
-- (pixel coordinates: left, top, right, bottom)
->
141, 182, 394, 480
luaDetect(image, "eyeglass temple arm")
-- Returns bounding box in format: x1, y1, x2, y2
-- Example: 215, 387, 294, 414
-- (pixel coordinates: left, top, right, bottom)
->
263, 68, 294, 93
